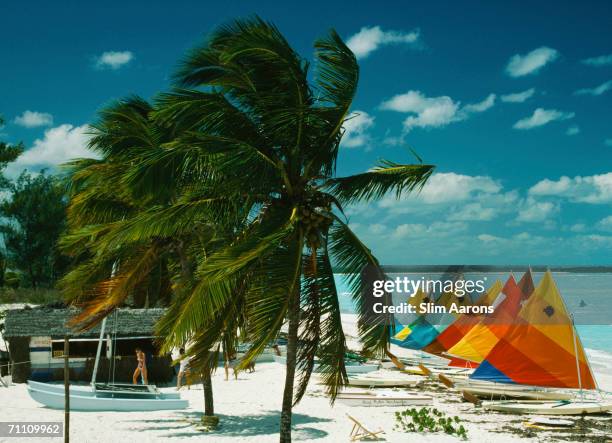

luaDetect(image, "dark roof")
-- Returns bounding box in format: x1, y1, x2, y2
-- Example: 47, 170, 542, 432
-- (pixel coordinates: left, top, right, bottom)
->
3, 307, 165, 338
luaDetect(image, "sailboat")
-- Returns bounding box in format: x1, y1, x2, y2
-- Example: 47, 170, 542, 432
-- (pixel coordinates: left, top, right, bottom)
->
27, 314, 189, 411
469, 271, 612, 414
444, 272, 533, 366
423, 279, 503, 362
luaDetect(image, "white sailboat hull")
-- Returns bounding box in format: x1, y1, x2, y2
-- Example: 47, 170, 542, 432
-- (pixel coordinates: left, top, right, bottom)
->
462, 385, 573, 401
27, 381, 180, 400
346, 375, 421, 387
27, 384, 188, 411
483, 400, 612, 415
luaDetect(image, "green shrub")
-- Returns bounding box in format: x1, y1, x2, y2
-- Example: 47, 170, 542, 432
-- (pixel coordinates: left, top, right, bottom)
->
4, 271, 20, 289
394, 407, 468, 439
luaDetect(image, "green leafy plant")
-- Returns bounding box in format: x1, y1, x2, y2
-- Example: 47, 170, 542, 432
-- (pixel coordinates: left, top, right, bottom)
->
394, 407, 468, 439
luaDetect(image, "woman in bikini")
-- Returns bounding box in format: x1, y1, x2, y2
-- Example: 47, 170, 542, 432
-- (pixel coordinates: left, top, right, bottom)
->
133, 347, 148, 385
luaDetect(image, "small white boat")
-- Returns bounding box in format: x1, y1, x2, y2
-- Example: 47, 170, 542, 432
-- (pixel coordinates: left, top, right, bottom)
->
462, 385, 573, 401
483, 400, 612, 415
397, 364, 473, 378
346, 374, 421, 387
273, 355, 378, 374
27, 381, 188, 411
337, 390, 433, 407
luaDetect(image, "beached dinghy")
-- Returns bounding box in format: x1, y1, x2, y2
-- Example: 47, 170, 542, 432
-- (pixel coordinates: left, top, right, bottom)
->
28, 380, 182, 399
337, 390, 433, 407
27, 313, 188, 411
482, 400, 612, 415
346, 373, 421, 388
28, 383, 188, 411
461, 385, 573, 401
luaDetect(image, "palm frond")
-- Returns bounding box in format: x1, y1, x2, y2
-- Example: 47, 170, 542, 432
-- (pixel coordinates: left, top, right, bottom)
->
325, 160, 434, 205
329, 217, 393, 357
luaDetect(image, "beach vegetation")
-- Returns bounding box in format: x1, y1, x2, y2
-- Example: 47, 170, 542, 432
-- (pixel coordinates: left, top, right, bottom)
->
394, 407, 468, 439
0, 171, 68, 288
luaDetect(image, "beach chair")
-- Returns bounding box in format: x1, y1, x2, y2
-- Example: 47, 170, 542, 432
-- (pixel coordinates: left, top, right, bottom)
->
346, 413, 385, 441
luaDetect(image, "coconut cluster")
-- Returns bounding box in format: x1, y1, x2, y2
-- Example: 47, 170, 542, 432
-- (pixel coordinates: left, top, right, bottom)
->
296, 197, 333, 250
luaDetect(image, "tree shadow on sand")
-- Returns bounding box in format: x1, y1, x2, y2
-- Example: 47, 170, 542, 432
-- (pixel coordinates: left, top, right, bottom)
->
151, 410, 332, 440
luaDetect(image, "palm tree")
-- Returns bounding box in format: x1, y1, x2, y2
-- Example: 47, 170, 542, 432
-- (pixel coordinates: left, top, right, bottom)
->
59, 96, 232, 417
126, 17, 434, 442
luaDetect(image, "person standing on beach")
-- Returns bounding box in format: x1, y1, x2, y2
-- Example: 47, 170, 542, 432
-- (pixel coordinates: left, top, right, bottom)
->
176, 348, 192, 390
133, 347, 148, 385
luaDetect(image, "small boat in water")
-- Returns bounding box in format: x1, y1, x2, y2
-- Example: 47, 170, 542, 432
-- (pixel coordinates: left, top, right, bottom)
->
337, 390, 433, 407
483, 400, 612, 415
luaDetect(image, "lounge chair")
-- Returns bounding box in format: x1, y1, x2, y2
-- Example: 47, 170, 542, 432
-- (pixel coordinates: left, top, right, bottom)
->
347, 413, 385, 441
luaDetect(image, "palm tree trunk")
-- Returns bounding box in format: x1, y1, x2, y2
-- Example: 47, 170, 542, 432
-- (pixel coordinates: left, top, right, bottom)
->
280, 285, 300, 443
202, 368, 214, 416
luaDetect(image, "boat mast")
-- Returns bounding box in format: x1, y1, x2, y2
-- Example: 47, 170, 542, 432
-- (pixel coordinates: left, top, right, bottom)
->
90, 317, 107, 386
91, 261, 118, 386
570, 313, 582, 396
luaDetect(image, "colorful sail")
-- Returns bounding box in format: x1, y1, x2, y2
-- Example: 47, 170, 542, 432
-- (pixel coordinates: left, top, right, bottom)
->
393, 277, 470, 350
392, 289, 428, 341
423, 279, 503, 356
470, 271, 596, 389
445, 273, 529, 363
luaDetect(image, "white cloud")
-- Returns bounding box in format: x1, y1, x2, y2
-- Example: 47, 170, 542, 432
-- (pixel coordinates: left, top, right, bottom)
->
516, 197, 559, 223
448, 202, 496, 221
392, 221, 467, 240
500, 88, 536, 103
411, 172, 501, 204
529, 173, 612, 204
597, 216, 612, 232
462, 93, 496, 113
13, 110, 53, 128
346, 26, 419, 59
478, 233, 502, 243
378, 172, 502, 215
569, 223, 586, 232
582, 54, 612, 67
342, 111, 374, 148
566, 125, 580, 136
513, 108, 574, 130
6, 124, 98, 177
380, 91, 495, 132
575, 80, 612, 96
96, 51, 133, 70
505, 47, 559, 77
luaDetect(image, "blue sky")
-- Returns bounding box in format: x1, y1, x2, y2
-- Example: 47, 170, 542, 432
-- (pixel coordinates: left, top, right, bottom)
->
1, 1, 611, 265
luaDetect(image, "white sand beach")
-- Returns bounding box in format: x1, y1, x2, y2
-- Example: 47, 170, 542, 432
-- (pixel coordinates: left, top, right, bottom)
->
1, 312, 611, 442
2, 360, 612, 443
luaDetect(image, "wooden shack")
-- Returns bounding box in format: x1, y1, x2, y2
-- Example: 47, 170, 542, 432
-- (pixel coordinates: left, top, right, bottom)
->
3, 307, 174, 384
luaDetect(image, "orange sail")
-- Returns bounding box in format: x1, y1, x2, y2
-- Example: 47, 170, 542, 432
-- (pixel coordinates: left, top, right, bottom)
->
446, 272, 532, 363
471, 271, 596, 389
423, 279, 503, 356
